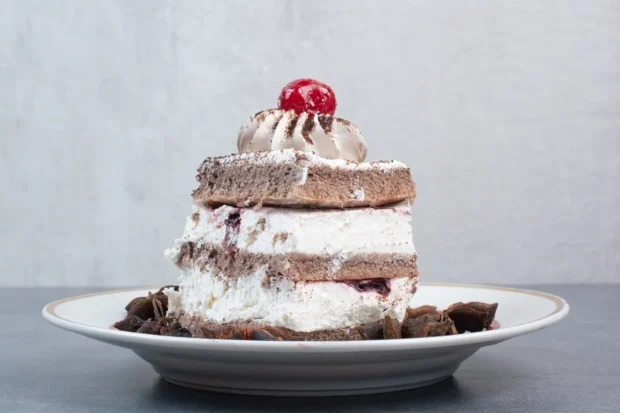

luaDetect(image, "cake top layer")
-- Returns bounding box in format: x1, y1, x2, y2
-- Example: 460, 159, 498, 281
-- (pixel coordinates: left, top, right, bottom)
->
193, 150, 416, 209
193, 79, 415, 208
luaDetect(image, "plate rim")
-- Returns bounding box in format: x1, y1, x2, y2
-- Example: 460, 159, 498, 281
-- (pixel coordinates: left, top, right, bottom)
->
42, 283, 569, 353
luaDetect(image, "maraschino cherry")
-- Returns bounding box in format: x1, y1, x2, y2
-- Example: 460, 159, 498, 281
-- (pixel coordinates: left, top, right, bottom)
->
278, 78, 337, 116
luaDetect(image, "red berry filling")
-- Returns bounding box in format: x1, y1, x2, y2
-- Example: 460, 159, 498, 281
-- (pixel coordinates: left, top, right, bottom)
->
278, 78, 337, 116
223, 211, 241, 258
345, 278, 391, 297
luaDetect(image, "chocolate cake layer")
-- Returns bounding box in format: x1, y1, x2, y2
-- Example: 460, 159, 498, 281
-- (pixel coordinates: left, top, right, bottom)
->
173, 242, 419, 282
192, 150, 416, 208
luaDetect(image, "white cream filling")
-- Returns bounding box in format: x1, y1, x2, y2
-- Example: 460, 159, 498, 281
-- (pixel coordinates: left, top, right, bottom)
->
164, 201, 416, 263
165, 266, 417, 332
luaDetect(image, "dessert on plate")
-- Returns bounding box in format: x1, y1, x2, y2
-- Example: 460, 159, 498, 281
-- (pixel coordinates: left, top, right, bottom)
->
164, 79, 418, 339
115, 79, 498, 340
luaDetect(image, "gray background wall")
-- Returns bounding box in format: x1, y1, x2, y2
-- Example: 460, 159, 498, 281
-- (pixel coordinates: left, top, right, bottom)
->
1, 0, 618, 287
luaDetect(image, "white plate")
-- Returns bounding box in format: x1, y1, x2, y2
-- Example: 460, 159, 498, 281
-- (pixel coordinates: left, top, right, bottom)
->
43, 283, 568, 396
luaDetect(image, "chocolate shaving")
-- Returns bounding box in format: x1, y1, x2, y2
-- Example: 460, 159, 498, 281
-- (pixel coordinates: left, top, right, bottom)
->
446, 302, 498, 333
427, 319, 455, 337
404, 305, 438, 321
113, 315, 144, 332
119, 286, 178, 328
382, 316, 402, 339
356, 321, 383, 340
136, 320, 162, 335
160, 321, 192, 337
402, 314, 435, 338
124, 296, 145, 312
126, 291, 168, 321
163, 327, 192, 337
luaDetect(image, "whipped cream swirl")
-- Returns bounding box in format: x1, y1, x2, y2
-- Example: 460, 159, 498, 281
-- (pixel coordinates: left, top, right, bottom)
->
237, 109, 368, 162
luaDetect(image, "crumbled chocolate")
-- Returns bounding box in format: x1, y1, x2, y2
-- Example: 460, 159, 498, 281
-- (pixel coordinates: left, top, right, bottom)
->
259, 326, 303, 341
124, 296, 145, 312
136, 320, 162, 335
248, 328, 283, 341
402, 314, 436, 338
356, 321, 383, 340
115, 287, 498, 341
382, 316, 402, 339
401, 307, 456, 338
447, 302, 498, 333
403, 305, 438, 321
163, 327, 192, 337
194, 325, 287, 341
126, 291, 167, 321
113, 315, 144, 332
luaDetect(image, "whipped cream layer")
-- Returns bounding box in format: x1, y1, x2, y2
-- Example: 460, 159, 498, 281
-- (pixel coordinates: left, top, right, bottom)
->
165, 201, 415, 263
165, 266, 417, 332
237, 109, 368, 162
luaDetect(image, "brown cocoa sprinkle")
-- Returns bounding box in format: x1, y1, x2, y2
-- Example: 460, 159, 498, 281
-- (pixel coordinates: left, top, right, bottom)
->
272, 112, 283, 132
253, 110, 269, 122
336, 117, 352, 127
285, 115, 299, 139
300, 116, 315, 144
318, 114, 333, 134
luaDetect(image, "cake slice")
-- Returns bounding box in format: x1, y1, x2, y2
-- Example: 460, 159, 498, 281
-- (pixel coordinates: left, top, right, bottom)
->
162, 78, 421, 339
192, 150, 416, 208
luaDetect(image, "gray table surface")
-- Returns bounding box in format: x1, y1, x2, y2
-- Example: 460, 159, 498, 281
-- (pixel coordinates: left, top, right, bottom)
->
1, 285, 618, 412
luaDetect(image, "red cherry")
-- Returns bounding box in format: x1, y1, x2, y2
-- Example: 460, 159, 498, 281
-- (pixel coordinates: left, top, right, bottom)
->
278, 78, 337, 116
